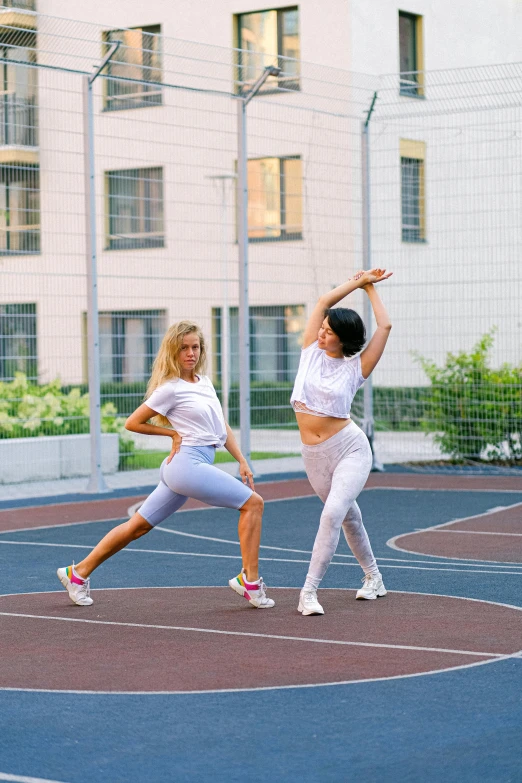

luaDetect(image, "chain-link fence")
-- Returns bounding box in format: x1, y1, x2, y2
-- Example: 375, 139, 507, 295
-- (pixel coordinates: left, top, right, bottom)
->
0, 6, 520, 489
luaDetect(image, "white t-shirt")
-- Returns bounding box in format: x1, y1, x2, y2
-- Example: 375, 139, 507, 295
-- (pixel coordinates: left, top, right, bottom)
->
145, 375, 228, 447
290, 340, 365, 419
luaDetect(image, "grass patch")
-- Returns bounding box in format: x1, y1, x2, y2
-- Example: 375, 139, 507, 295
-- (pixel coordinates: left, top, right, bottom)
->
121, 450, 300, 471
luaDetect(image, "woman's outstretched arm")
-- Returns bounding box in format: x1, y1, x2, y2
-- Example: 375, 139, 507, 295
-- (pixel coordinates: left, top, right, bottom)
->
302, 268, 392, 349
359, 278, 392, 379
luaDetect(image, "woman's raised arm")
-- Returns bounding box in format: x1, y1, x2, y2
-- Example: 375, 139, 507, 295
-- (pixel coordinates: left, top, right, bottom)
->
302, 269, 391, 349
359, 277, 392, 379
302, 276, 362, 348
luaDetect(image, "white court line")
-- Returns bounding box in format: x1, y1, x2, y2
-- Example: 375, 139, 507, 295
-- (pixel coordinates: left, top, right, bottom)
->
1, 518, 521, 570
1, 588, 520, 696
155, 526, 522, 570
1, 486, 520, 540
367, 487, 522, 494
388, 500, 522, 562
0, 774, 70, 783
401, 502, 522, 534
422, 529, 522, 537
1, 539, 522, 575
1, 653, 518, 696
0, 610, 506, 658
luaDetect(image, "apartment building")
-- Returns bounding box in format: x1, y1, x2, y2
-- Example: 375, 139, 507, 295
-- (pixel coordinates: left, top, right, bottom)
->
1, 0, 520, 394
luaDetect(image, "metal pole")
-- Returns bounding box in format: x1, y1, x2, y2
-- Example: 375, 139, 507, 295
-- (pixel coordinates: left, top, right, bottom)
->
236, 97, 252, 466
361, 92, 383, 472
83, 75, 108, 492
220, 178, 231, 424
82, 42, 119, 493
235, 66, 281, 469
206, 173, 237, 423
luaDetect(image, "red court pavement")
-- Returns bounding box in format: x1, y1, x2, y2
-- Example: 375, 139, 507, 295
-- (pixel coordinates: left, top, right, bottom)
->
0, 588, 520, 692
392, 503, 522, 563
1, 474, 521, 534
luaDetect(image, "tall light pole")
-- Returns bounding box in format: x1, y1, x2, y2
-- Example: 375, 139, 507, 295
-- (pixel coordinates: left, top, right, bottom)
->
206, 173, 237, 422
361, 91, 383, 471
83, 41, 120, 493
237, 65, 281, 467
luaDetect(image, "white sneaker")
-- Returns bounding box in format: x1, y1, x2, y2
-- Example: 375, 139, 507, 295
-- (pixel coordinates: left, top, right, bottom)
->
57, 565, 93, 606
298, 588, 324, 616
356, 573, 387, 600
228, 569, 275, 608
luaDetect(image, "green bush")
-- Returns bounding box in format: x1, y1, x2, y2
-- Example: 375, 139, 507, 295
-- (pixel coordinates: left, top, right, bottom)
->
87, 378, 431, 432
416, 332, 522, 462
351, 386, 430, 432
0, 373, 134, 464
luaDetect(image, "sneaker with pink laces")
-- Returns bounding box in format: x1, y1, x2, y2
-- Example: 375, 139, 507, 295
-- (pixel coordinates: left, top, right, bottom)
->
57, 564, 93, 606
228, 568, 275, 608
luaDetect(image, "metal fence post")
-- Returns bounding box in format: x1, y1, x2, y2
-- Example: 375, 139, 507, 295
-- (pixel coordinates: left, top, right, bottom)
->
83, 43, 119, 493
236, 65, 280, 468
361, 91, 383, 472
83, 75, 108, 493
236, 96, 251, 465
206, 173, 237, 422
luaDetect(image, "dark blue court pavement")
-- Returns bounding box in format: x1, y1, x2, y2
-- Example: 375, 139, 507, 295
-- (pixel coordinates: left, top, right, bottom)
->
1, 488, 522, 782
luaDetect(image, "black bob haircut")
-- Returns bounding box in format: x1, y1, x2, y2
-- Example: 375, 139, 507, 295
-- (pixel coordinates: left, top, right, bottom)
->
324, 308, 366, 357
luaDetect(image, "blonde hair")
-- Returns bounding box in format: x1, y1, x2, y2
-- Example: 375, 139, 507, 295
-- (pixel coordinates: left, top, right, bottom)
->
145, 320, 207, 427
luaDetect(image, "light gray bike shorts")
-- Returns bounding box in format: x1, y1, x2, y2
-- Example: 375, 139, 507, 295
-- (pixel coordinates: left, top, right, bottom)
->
138, 445, 253, 527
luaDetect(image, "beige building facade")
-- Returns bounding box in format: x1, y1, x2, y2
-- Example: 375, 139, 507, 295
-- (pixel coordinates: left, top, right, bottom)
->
1, 0, 520, 397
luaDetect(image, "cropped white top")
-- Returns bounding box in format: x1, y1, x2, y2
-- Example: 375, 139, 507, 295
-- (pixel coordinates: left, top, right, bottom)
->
290, 340, 366, 419
146, 375, 227, 447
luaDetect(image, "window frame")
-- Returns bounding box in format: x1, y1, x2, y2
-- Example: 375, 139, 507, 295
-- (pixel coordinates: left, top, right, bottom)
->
0, 163, 40, 255
400, 139, 426, 243
235, 6, 300, 95
84, 309, 166, 383
398, 11, 424, 98
102, 24, 163, 112
246, 154, 303, 242
105, 166, 165, 251
0, 302, 37, 381
212, 303, 305, 384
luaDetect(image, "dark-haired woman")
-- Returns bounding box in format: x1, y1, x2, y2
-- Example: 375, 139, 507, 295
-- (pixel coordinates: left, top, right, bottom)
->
291, 268, 392, 615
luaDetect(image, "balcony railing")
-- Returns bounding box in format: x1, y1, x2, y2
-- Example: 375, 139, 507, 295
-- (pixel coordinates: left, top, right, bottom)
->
0, 95, 37, 147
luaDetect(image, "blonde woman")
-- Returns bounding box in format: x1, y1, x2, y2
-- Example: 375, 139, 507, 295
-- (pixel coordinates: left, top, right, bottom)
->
57, 321, 274, 609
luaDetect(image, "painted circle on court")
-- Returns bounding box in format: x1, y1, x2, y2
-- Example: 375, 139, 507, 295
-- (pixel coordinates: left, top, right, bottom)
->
1, 587, 520, 693
390, 505, 522, 563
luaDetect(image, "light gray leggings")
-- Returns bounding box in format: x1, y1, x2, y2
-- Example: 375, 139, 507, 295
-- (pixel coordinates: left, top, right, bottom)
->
302, 422, 378, 589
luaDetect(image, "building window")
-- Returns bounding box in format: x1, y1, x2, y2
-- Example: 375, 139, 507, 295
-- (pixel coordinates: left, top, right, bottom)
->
103, 25, 162, 111
399, 11, 424, 97
93, 310, 166, 383
0, 303, 37, 381
0, 43, 38, 147
0, 1, 37, 9
213, 304, 305, 383
106, 167, 164, 250
236, 7, 299, 92
0, 164, 40, 254
247, 156, 302, 240
401, 139, 426, 243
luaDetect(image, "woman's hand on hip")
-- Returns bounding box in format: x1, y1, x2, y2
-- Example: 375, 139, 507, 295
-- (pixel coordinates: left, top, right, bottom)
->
167, 432, 183, 464
239, 459, 255, 490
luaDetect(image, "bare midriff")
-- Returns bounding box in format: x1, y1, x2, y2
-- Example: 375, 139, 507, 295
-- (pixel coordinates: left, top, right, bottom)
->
295, 411, 351, 445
